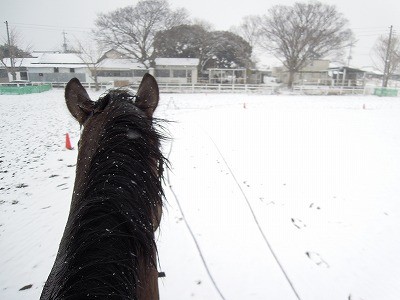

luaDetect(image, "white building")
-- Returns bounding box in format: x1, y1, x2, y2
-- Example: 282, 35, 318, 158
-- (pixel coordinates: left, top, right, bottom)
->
154, 58, 199, 84
1, 52, 200, 85
28, 52, 87, 83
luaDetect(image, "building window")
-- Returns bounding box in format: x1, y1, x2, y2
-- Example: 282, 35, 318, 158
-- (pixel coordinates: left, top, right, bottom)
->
70, 68, 75, 73
0, 69, 8, 78
20, 72, 28, 80
156, 69, 170, 77
133, 69, 147, 77
173, 69, 186, 78
97, 70, 133, 77
54, 67, 59, 73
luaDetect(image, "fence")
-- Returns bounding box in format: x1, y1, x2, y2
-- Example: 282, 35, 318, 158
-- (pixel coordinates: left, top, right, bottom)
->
292, 85, 370, 95
153, 83, 276, 94
0, 83, 52, 95
373, 87, 399, 97
8, 81, 399, 97
37, 82, 278, 94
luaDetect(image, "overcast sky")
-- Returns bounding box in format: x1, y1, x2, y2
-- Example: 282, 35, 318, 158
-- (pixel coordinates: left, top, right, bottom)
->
1, 0, 399, 68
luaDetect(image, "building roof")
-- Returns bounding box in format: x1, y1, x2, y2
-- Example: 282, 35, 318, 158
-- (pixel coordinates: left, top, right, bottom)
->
32, 52, 84, 64
1, 52, 86, 68
1, 57, 37, 68
1, 52, 199, 70
155, 58, 199, 66
97, 58, 146, 70
361, 66, 384, 76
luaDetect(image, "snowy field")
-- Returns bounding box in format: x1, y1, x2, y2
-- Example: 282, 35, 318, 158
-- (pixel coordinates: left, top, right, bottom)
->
1, 89, 400, 300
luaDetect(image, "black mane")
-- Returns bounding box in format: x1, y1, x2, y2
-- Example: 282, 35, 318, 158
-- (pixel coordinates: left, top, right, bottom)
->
41, 90, 167, 299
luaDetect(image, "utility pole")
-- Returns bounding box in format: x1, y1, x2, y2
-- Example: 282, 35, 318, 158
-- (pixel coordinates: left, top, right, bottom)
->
382, 25, 393, 87
347, 39, 357, 67
5, 21, 16, 81
62, 31, 68, 53
347, 44, 353, 67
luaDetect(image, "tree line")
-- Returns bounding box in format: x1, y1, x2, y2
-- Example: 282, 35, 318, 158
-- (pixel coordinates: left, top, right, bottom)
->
93, 0, 400, 87
1, 0, 400, 88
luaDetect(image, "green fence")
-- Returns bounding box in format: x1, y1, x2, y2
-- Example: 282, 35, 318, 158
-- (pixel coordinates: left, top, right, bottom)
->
0, 84, 52, 95
374, 88, 398, 97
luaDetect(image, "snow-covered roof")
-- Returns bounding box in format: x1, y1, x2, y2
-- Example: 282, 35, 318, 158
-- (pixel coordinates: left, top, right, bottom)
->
1, 54, 200, 71
361, 66, 384, 75
33, 52, 84, 64
1, 52, 87, 69
97, 58, 146, 70
1, 57, 38, 68
30, 64, 87, 69
155, 58, 199, 67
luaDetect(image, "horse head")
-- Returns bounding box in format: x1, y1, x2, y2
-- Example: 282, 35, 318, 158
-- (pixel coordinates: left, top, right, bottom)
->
41, 74, 165, 300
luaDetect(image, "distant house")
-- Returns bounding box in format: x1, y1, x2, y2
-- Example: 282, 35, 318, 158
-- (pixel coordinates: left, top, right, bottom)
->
208, 68, 247, 84
272, 60, 331, 85
1, 52, 200, 85
207, 68, 272, 84
328, 64, 366, 86
154, 58, 199, 84
362, 66, 383, 80
27, 52, 87, 83
96, 58, 148, 85
0, 57, 39, 82
100, 49, 130, 60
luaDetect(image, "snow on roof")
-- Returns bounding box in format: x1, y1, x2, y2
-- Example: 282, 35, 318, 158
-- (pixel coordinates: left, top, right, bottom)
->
361, 66, 384, 75
98, 58, 146, 70
33, 52, 84, 64
30, 64, 87, 69
329, 62, 366, 71
155, 58, 199, 66
1, 54, 199, 70
1, 57, 38, 68
1, 53, 87, 68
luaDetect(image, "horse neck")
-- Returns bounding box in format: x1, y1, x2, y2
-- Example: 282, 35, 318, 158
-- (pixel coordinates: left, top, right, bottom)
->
44, 131, 163, 299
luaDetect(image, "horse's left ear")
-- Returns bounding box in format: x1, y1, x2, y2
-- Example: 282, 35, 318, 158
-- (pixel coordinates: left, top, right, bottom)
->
135, 73, 159, 118
65, 78, 95, 125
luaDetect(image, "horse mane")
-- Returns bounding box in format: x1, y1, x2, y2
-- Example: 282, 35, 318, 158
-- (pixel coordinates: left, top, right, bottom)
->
42, 90, 167, 299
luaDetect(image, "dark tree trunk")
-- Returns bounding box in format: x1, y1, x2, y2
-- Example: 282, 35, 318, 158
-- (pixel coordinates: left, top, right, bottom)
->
287, 70, 295, 89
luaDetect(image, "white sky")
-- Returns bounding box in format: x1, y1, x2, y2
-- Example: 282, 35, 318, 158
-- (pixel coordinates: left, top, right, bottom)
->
1, 0, 400, 68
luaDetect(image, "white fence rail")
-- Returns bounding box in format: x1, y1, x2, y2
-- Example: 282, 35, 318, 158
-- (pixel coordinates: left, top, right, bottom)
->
155, 83, 277, 94
292, 85, 371, 95
29, 82, 398, 97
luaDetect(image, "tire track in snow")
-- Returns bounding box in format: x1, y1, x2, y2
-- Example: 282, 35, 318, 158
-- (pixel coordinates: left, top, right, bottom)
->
202, 129, 302, 300
165, 140, 227, 300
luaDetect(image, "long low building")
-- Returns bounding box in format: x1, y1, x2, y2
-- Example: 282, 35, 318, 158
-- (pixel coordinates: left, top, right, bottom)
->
0, 52, 200, 84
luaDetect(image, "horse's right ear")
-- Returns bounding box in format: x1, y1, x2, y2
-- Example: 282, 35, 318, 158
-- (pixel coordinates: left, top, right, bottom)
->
65, 78, 95, 125
135, 73, 159, 118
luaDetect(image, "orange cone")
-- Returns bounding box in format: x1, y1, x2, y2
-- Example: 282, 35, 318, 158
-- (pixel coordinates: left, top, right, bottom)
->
65, 133, 73, 150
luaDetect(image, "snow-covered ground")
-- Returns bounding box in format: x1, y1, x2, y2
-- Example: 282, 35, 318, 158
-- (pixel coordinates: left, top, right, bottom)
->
1, 89, 400, 300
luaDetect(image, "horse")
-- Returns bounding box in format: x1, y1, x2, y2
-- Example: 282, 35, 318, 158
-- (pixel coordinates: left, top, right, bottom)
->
40, 74, 166, 300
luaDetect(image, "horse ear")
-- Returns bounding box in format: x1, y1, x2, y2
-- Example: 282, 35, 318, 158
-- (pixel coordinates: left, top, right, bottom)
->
65, 78, 95, 125
135, 73, 159, 118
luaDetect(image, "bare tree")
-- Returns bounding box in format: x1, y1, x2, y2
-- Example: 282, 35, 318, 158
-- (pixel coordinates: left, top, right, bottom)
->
0, 27, 32, 81
373, 34, 400, 87
259, 1, 353, 88
230, 15, 262, 48
94, 0, 188, 68
230, 15, 265, 67
74, 37, 107, 91
191, 18, 214, 32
